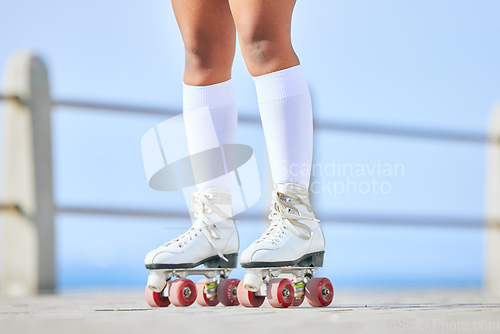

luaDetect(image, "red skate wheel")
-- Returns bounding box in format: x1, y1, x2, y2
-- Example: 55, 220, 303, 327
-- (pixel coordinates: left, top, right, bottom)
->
237, 279, 265, 308
267, 278, 294, 308
217, 278, 240, 306
291, 295, 305, 307
305, 277, 334, 307
144, 286, 170, 308
169, 278, 197, 307
195, 279, 219, 307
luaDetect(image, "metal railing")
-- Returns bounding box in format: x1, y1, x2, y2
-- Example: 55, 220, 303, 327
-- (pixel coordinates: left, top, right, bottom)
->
53, 97, 494, 142
3, 94, 491, 142
1, 51, 499, 296
2, 95, 488, 229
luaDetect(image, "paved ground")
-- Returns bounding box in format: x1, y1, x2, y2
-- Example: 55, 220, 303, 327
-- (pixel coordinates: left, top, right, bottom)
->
1, 289, 500, 334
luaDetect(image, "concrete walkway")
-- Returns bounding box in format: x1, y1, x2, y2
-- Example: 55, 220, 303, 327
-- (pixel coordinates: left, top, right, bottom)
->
1, 289, 500, 334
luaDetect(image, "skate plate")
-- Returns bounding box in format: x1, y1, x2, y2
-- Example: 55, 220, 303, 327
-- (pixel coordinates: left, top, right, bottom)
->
148, 267, 234, 295
145, 267, 241, 307
237, 266, 334, 308
244, 267, 318, 296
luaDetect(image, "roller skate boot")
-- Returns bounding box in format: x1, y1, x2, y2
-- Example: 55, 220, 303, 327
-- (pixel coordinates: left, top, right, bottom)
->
238, 183, 333, 308
144, 188, 240, 307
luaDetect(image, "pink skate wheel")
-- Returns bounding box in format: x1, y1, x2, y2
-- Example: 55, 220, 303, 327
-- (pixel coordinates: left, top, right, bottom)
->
195, 279, 219, 307
267, 278, 294, 308
169, 278, 197, 307
305, 277, 334, 307
237, 279, 265, 308
217, 278, 240, 306
144, 286, 170, 308
291, 295, 305, 307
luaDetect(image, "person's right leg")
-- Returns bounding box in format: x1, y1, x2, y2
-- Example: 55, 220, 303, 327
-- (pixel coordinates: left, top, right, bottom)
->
173, 0, 235, 86
146, 0, 238, 273
173, 0, 238, 193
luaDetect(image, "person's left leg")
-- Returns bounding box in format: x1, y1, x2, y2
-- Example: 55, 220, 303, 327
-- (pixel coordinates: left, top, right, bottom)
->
229, 0, 324, 290
229, 0, 311, 188
228, 0, 299, 76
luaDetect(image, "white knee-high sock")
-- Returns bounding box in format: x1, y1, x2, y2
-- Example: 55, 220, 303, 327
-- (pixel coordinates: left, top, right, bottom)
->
253, 65, 313, 188
183, 79, 237, 193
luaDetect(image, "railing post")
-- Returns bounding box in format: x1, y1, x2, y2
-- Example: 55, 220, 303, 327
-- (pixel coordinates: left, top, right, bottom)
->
0, 51, 55, 295
486, 102, 500, 295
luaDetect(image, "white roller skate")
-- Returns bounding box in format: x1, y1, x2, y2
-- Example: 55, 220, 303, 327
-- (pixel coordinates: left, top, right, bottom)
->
144, 188, 241, 308
237, 183, 334, 308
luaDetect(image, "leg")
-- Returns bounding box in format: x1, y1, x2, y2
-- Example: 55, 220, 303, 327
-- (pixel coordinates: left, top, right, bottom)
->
230, 2, 327, 302
228, 0, 299, 76
172, 0, 238, 192
229, 0, 312, 187
144, 1, 239, 283
173, 0, 236, 85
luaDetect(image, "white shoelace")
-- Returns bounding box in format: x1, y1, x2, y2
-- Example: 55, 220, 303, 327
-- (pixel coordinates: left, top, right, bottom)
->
162, 191, 237, 261
256, 186, 319, 245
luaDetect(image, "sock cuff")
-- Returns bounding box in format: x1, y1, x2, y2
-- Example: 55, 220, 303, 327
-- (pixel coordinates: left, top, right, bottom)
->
252, 65, 309, 104
183, 79, 236, 111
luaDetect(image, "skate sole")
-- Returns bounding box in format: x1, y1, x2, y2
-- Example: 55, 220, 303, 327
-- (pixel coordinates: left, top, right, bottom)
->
146, 253, 238, 270
240, 251, 324, 268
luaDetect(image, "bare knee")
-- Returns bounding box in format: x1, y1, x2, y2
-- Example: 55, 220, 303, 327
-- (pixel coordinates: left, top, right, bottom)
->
238, 32, 299, 76
241, 36, 275, 65
182, 34, 235, 86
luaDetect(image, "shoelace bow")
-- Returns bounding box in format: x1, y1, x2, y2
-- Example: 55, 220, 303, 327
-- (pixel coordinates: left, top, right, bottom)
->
257, 187, 319, 244
163, 191, 237, 261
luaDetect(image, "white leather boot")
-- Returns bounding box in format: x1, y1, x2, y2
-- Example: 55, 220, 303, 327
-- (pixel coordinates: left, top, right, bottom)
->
145, 188, 239, 269
240, 183, 324, 268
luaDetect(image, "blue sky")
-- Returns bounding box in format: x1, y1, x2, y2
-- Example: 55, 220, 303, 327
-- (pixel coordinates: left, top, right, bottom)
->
1, 0, 499, 290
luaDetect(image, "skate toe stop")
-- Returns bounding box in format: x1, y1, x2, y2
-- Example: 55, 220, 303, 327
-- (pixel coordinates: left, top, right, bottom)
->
243, 272, 263, 292
147, 275, 167, 293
